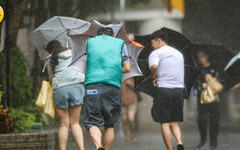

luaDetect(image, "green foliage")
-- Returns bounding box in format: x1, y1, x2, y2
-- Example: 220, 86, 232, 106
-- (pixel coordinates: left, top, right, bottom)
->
0, 0, 6, 6
0, 47, 34, 108
9, 108, 36, 133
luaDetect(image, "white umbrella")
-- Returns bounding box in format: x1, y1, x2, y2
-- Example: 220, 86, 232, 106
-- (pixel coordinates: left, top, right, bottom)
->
29, 16, 90, 60
68, 19, 144, 81
224, 51, 240, 71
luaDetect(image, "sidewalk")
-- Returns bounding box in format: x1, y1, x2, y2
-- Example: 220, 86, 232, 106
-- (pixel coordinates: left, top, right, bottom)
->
67, 123, 240, 150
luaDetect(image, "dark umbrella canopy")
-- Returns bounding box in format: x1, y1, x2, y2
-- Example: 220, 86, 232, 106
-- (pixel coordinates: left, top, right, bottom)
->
189, 44, 235, 71
134, 27, 197, 98
189, 44, 235, 90
135, 27, 193, 59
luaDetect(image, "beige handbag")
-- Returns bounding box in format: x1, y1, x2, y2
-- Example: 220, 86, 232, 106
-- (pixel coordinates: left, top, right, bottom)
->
200, 86, 220, 104
205, 74, 223, 95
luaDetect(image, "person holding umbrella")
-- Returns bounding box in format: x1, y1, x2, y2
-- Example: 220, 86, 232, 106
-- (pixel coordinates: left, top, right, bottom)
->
195, 50, 221, 150
148, 29, 185, 150
83, 27, 130, 150
45, 40, 85, 150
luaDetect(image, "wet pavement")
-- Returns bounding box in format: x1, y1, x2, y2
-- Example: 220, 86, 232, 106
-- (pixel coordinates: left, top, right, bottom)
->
66, 95, 240, 150
67, 122, 240, 150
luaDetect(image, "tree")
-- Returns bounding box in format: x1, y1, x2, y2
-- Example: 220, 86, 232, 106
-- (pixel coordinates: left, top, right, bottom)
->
31, 0, 48, 96
0, 0, 29, 107
0, 47, 34, 108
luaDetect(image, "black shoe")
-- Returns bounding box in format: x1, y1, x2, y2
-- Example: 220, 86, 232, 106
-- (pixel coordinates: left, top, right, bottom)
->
177, 144, 184, 150
197, 141, 206, 148
97, 147, 105, 150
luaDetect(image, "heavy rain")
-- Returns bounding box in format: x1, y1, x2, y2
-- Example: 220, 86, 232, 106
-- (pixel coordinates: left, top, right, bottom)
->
0, 0, 240, 150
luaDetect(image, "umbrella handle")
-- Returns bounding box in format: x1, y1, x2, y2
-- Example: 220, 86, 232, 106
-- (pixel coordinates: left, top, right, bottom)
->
66, 40, 69, 48
42, 61, 48, 73
134, 75, 151, 91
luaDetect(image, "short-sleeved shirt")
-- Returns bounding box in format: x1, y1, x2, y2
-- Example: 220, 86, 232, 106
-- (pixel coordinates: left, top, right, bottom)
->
121, 44, 129, 62
148, 45, 184, 88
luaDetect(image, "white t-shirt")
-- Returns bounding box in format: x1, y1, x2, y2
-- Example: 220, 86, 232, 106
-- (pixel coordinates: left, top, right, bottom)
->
148, 45, 184, 88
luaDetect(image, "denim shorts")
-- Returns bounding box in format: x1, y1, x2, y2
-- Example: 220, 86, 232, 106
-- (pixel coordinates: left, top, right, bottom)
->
53, 83, 85, 109
83, 84, 121, 130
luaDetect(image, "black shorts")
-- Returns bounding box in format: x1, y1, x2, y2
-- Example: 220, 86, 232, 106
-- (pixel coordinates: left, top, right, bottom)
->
83, 84, 121, 130
151, 87, 184, 123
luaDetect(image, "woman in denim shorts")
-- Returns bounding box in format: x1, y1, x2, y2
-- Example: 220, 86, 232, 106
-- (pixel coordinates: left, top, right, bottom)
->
46, 40, 85, 150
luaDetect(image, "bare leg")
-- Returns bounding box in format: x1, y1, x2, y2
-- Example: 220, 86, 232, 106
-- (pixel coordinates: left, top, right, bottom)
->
56, 108, 70, 150
161, 123, 173, 150
170, 122, 183, 145
89, 126, 102, 149
69, 105, 85, 150
121, 113, 129, 144
128, 111, 137, 143
103, 127, 114, 150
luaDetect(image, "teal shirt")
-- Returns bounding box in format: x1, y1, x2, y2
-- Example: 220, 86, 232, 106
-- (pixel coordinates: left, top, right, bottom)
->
85, 35, 124, 88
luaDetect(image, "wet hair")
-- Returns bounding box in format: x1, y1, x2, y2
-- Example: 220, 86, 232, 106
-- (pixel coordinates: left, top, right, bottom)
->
97, 27, 114, 37
149, 29, 168, 43
45, 40, 66, 71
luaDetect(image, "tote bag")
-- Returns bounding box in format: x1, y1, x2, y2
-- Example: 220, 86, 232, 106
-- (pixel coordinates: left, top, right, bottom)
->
36, 81, 55, 118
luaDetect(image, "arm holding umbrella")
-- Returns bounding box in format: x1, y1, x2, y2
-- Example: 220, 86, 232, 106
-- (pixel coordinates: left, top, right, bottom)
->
122, 43, 131, 73
122, 61, 131, 73
150, 65, 157, 87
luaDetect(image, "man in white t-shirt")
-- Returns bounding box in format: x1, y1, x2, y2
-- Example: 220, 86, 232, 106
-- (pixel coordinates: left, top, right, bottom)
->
148, 29, 185, 150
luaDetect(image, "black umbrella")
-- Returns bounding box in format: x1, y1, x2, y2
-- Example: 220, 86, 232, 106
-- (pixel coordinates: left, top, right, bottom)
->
189, 44, 235, 90
189, 44, 234, 71
134, 27, 198, 98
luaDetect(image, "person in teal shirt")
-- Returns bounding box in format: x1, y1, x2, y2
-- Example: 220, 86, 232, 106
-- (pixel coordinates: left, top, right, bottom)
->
83, 27, 130, 150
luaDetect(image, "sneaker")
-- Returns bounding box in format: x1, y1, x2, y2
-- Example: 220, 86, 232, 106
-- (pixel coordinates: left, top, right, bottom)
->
97, 147, 105, 150
177, 144, 184, 150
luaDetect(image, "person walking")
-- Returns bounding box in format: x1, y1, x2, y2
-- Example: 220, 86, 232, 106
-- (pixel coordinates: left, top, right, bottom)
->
148, 30, 185, 150
195, 50, 221, 150
120, 77, 138, 144
46, 40, 85, 150
83, 27, 130, 150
